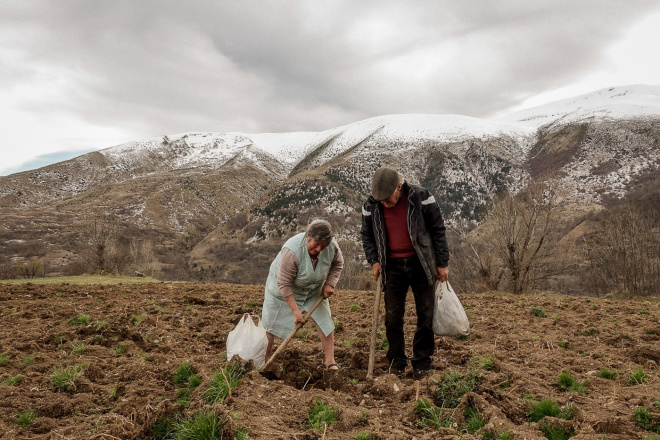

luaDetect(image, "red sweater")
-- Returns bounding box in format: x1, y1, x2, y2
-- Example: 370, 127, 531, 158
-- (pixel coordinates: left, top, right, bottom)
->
383, 195, 416, 258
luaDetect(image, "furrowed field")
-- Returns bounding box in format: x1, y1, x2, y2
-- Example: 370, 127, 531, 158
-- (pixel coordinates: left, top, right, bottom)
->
1, 280, 659, 439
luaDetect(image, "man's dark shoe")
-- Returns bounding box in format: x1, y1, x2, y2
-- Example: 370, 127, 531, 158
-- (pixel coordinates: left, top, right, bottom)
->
413, 368, 431, 379
389, 366, 405, 376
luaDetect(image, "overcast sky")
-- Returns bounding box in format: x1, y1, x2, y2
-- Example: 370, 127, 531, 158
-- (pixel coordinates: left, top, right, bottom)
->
1, 1, 659, 176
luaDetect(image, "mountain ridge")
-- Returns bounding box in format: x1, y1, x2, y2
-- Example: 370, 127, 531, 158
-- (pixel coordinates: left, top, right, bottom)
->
1, 84, 658, 284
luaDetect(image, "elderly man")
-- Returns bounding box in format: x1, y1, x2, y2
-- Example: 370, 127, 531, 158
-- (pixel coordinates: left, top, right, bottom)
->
261, 219, 344, 370
361, 167, 449, 378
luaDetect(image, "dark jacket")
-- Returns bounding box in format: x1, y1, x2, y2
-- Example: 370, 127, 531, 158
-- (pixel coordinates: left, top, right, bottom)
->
361, 182, 449, 287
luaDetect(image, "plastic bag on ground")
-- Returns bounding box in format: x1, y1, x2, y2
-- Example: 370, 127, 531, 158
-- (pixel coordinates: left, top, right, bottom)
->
226, 313, 268, 369
432, 281, 470, 337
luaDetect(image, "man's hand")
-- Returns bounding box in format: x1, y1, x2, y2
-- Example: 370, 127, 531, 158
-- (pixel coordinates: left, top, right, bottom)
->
437, 266, 449, 283
322, 284, 335, 299
371, 262, 381, 279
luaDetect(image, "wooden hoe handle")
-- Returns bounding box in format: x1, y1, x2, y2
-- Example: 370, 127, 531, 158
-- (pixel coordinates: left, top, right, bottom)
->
260, 294, 325, 371
366, 274, 383, 379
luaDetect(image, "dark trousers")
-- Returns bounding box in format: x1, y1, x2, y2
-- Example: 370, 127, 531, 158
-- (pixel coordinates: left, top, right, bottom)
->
383, 255, 435, 370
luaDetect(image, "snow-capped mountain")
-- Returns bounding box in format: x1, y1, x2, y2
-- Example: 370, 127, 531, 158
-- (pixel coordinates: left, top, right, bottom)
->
1, 85, 658, 280
499, 84, 660, 128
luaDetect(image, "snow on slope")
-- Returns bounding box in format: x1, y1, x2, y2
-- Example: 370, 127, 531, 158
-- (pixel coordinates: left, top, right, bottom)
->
247, 132, 318, 166
97, 85, 659, 175
499, 85, 660, 128
100, 131, 320, 173
294, 114, 536, 168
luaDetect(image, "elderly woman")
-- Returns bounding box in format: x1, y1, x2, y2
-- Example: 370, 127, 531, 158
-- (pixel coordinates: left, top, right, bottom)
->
261, 219, 344, 370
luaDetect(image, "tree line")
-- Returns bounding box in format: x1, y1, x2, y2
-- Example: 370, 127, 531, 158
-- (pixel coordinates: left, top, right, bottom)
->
2, 185, 657, 298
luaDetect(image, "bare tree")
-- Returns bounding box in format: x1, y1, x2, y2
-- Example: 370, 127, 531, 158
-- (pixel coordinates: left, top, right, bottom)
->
479, 183, 564, 294
79, 213, 131, 274
336, 239, 371, 290
585, 204, 660, 296
14, 259, 44, 278
130, 238, 157, 276
449, 219, 506, 292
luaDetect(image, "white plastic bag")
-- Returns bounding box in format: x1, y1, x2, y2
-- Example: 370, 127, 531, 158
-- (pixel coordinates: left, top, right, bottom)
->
432, 281, 470, 337
226, 313, 268, 369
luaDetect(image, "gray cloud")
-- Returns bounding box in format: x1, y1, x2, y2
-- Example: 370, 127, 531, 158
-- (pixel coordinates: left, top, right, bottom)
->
1, 0, 659, 143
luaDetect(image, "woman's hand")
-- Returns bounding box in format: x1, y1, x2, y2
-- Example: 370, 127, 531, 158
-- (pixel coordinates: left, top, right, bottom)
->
284, 294, 305, 324
292, 309, 305, 325
322, 284, 335, 298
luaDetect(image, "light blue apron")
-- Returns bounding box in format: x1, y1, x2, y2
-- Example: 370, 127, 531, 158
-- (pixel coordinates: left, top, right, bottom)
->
261, 232, 336, 338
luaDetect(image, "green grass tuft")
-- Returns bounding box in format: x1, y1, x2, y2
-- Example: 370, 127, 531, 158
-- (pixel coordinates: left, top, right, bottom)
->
152, 418, 174, 439
531, 306, 547, 318
308, 399, 338, 430
527, 399, 576, 423
50, 364, 85, 392
72, 342, 87, 355
131, 313, 147, 326
482, 429, 514, 440
2, 375, 22, 386
92, 320, 108, 330
171, 410, 224, 440
597, 369, 618, 380
0, 352, 11, 366
68, 314, 91, 325
378, 330, 389, 350
204, 363, 245, 404
21, 353, 37, 365
350, 304, 360, 312
557, 372, 586, 394
13, 410, 36, 427
354, 431, 373, 440
233, 426, 249, 440
472, 354, 496, 371
627, 368, 649, 386
463, 405, 486, 434
414, 398, 452, 429
634, 407, 654, 431
174, 363, 196, 385
434, 369, 479, 408
539, 421, 575, 440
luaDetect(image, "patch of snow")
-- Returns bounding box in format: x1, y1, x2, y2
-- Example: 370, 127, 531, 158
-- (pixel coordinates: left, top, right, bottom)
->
498, 85, 660, 128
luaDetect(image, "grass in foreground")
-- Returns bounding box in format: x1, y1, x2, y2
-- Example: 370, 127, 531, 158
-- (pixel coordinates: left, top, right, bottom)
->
50, 364, 86, 392
414, 398, 453, 429
627, 368, 649, 386
308, 399, 338, 430
434, 369, 479, 408
204, 363, 245, 404
153, 410, 224, 440
557, 372, 587, 394
463, 404, 486, 433
539, 421, 575, 440
2, 375, 22, 386
13, 410, 36, 427
527, 399, 576, 423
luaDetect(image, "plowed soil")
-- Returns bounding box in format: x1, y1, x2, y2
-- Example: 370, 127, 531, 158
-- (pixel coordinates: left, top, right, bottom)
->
1, 282, 659, 439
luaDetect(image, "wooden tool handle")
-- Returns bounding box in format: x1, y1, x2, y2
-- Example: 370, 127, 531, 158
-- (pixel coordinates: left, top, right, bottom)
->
366, 274, 383, 379
260, 294, 325, 371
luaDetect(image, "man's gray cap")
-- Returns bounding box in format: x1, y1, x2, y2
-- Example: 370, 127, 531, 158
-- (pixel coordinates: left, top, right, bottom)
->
371, 167, 399, 201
